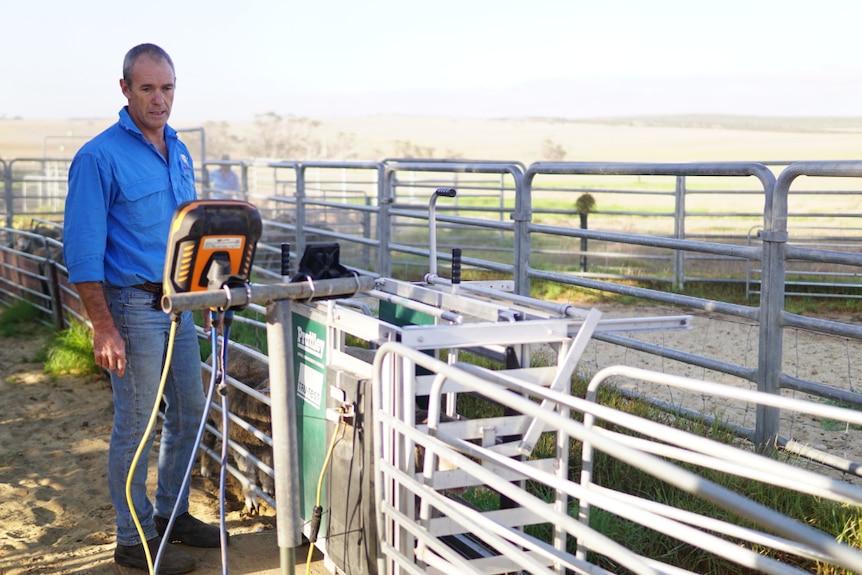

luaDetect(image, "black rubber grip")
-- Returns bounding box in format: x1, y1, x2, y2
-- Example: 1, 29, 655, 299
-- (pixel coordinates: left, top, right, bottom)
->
280, 243, 291, 276
309, 505, 323, 542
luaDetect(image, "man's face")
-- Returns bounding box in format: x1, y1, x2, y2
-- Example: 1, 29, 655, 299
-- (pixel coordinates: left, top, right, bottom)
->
119, 55, 175, 136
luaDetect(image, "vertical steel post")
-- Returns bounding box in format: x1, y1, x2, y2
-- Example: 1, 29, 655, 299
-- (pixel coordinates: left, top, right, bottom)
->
674, 175, 686, 290
378, 167, 394, 278
47, 260, 65, 331
3, 159, 14, 230
363, 197, 372, 271
755, 170, 784, 450
512, 168, 530, 297
266, 298, 302, 573
295, 165, 307, 261
240, 162, 249, 203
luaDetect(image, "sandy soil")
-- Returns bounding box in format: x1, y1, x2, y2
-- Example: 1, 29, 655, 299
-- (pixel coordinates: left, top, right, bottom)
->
0, 327, 325, 575
1, 303, 861, 574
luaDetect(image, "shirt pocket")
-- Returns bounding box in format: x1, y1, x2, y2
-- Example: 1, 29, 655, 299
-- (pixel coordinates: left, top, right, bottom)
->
178, 166, 197, 201
118, 176, 171, 230
176, 157, 198, 200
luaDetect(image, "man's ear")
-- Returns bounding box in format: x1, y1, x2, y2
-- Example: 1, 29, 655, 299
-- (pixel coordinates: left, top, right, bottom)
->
119, 78, 130, 99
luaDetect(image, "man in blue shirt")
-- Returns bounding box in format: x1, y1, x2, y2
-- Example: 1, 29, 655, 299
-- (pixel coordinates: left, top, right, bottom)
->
64, 43, 223, 574
209, 154, 241, 199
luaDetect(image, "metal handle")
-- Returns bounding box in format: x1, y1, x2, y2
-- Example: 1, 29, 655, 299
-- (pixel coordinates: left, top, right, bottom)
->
280, 243, 291, 277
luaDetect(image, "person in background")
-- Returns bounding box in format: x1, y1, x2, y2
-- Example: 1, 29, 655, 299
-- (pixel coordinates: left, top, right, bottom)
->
209, 153, 240, 198
63, 43, 225, 574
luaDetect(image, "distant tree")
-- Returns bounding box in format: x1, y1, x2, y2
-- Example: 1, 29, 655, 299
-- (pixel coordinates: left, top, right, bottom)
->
393, 139, 435, 158
322, 131, 358, 160
541, 138, 566, 161
202, 120, 242, 160
246, 112, 322, 159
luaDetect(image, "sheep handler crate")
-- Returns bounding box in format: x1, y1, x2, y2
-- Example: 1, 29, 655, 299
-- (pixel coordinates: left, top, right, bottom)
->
282, 268, 691, 575
159, 199, 691, 574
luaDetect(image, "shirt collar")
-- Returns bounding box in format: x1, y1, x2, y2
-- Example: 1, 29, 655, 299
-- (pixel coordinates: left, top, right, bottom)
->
118, 106, 177, 140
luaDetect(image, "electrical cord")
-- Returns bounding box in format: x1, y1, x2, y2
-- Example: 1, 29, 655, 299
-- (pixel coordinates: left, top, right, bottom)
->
153, 308, 233, 574
306, 416, 345, 575
152, 311, 223, 573
126, 314, 180, 574
217, 310, 233, 573
127, 308, 234, 575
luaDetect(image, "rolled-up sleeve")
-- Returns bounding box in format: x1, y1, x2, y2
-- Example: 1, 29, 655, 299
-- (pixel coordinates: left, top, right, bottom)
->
64, 151, 110, 284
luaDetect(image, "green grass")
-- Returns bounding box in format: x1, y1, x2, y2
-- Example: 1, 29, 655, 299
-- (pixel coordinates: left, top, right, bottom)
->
0, 300, 43, 336
44, 320, 101, 376
0, 302, 101, 376
196, 307, 269, 360
820, 401, 862, 433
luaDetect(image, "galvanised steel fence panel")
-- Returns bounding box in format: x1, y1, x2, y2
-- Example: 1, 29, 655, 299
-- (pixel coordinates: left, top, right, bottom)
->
3, 155, 862, 461
0, 159, 6, 227
523, 161, 777, 291
759, 160, 862, 444
0, 226, 69, 329
382, 160, 525, 287
747, 161, 862, 300
262, 161, 384, 279
522, 162, 787, 446
4, 158, 71, 229
4, 153, 862, 572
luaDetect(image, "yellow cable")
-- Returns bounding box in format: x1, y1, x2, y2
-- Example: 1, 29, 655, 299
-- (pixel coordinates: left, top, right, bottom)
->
125, 316, 179, 575
307, 417, 344, 575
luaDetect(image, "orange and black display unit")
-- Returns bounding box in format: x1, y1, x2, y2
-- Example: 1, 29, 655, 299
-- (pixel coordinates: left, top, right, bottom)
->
163, 200, 262, 297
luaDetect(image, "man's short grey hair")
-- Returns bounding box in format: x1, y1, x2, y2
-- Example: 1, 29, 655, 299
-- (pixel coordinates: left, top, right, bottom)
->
122, 43, 175, 85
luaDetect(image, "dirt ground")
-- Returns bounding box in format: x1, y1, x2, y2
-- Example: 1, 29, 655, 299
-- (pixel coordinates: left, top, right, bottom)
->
0, 327, 326, 575
2, 303, 862, 574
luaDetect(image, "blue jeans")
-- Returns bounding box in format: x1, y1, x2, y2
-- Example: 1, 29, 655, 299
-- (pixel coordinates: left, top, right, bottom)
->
104, 285, 205, 547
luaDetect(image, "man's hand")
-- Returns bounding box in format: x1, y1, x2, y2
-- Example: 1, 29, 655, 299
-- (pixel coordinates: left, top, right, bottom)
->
92, 321, 126, 376
75, 282, 127, 377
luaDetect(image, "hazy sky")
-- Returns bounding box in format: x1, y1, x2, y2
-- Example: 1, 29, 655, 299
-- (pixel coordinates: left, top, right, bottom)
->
2, 0, 861, 122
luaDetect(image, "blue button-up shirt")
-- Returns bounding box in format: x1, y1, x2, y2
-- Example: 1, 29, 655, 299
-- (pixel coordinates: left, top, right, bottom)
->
64, 107, 197, 286
209, 168, 240, 192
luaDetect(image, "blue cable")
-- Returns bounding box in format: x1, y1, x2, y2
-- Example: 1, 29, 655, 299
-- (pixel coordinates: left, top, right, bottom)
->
217, 310, 233, 572
154, 309, 228, 574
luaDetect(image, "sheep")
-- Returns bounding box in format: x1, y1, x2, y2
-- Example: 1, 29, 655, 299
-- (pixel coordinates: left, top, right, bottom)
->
200, 346, 274, 516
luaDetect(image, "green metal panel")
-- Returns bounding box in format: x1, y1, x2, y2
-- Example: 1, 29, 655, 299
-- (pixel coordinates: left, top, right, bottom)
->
291, 310, 328, 525
379, 299, 435, 376
379, 299, 436, 328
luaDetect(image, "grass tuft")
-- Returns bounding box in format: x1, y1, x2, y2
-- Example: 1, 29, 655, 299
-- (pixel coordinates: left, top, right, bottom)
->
44, 321, 101, 376
0, 301, 43, 336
